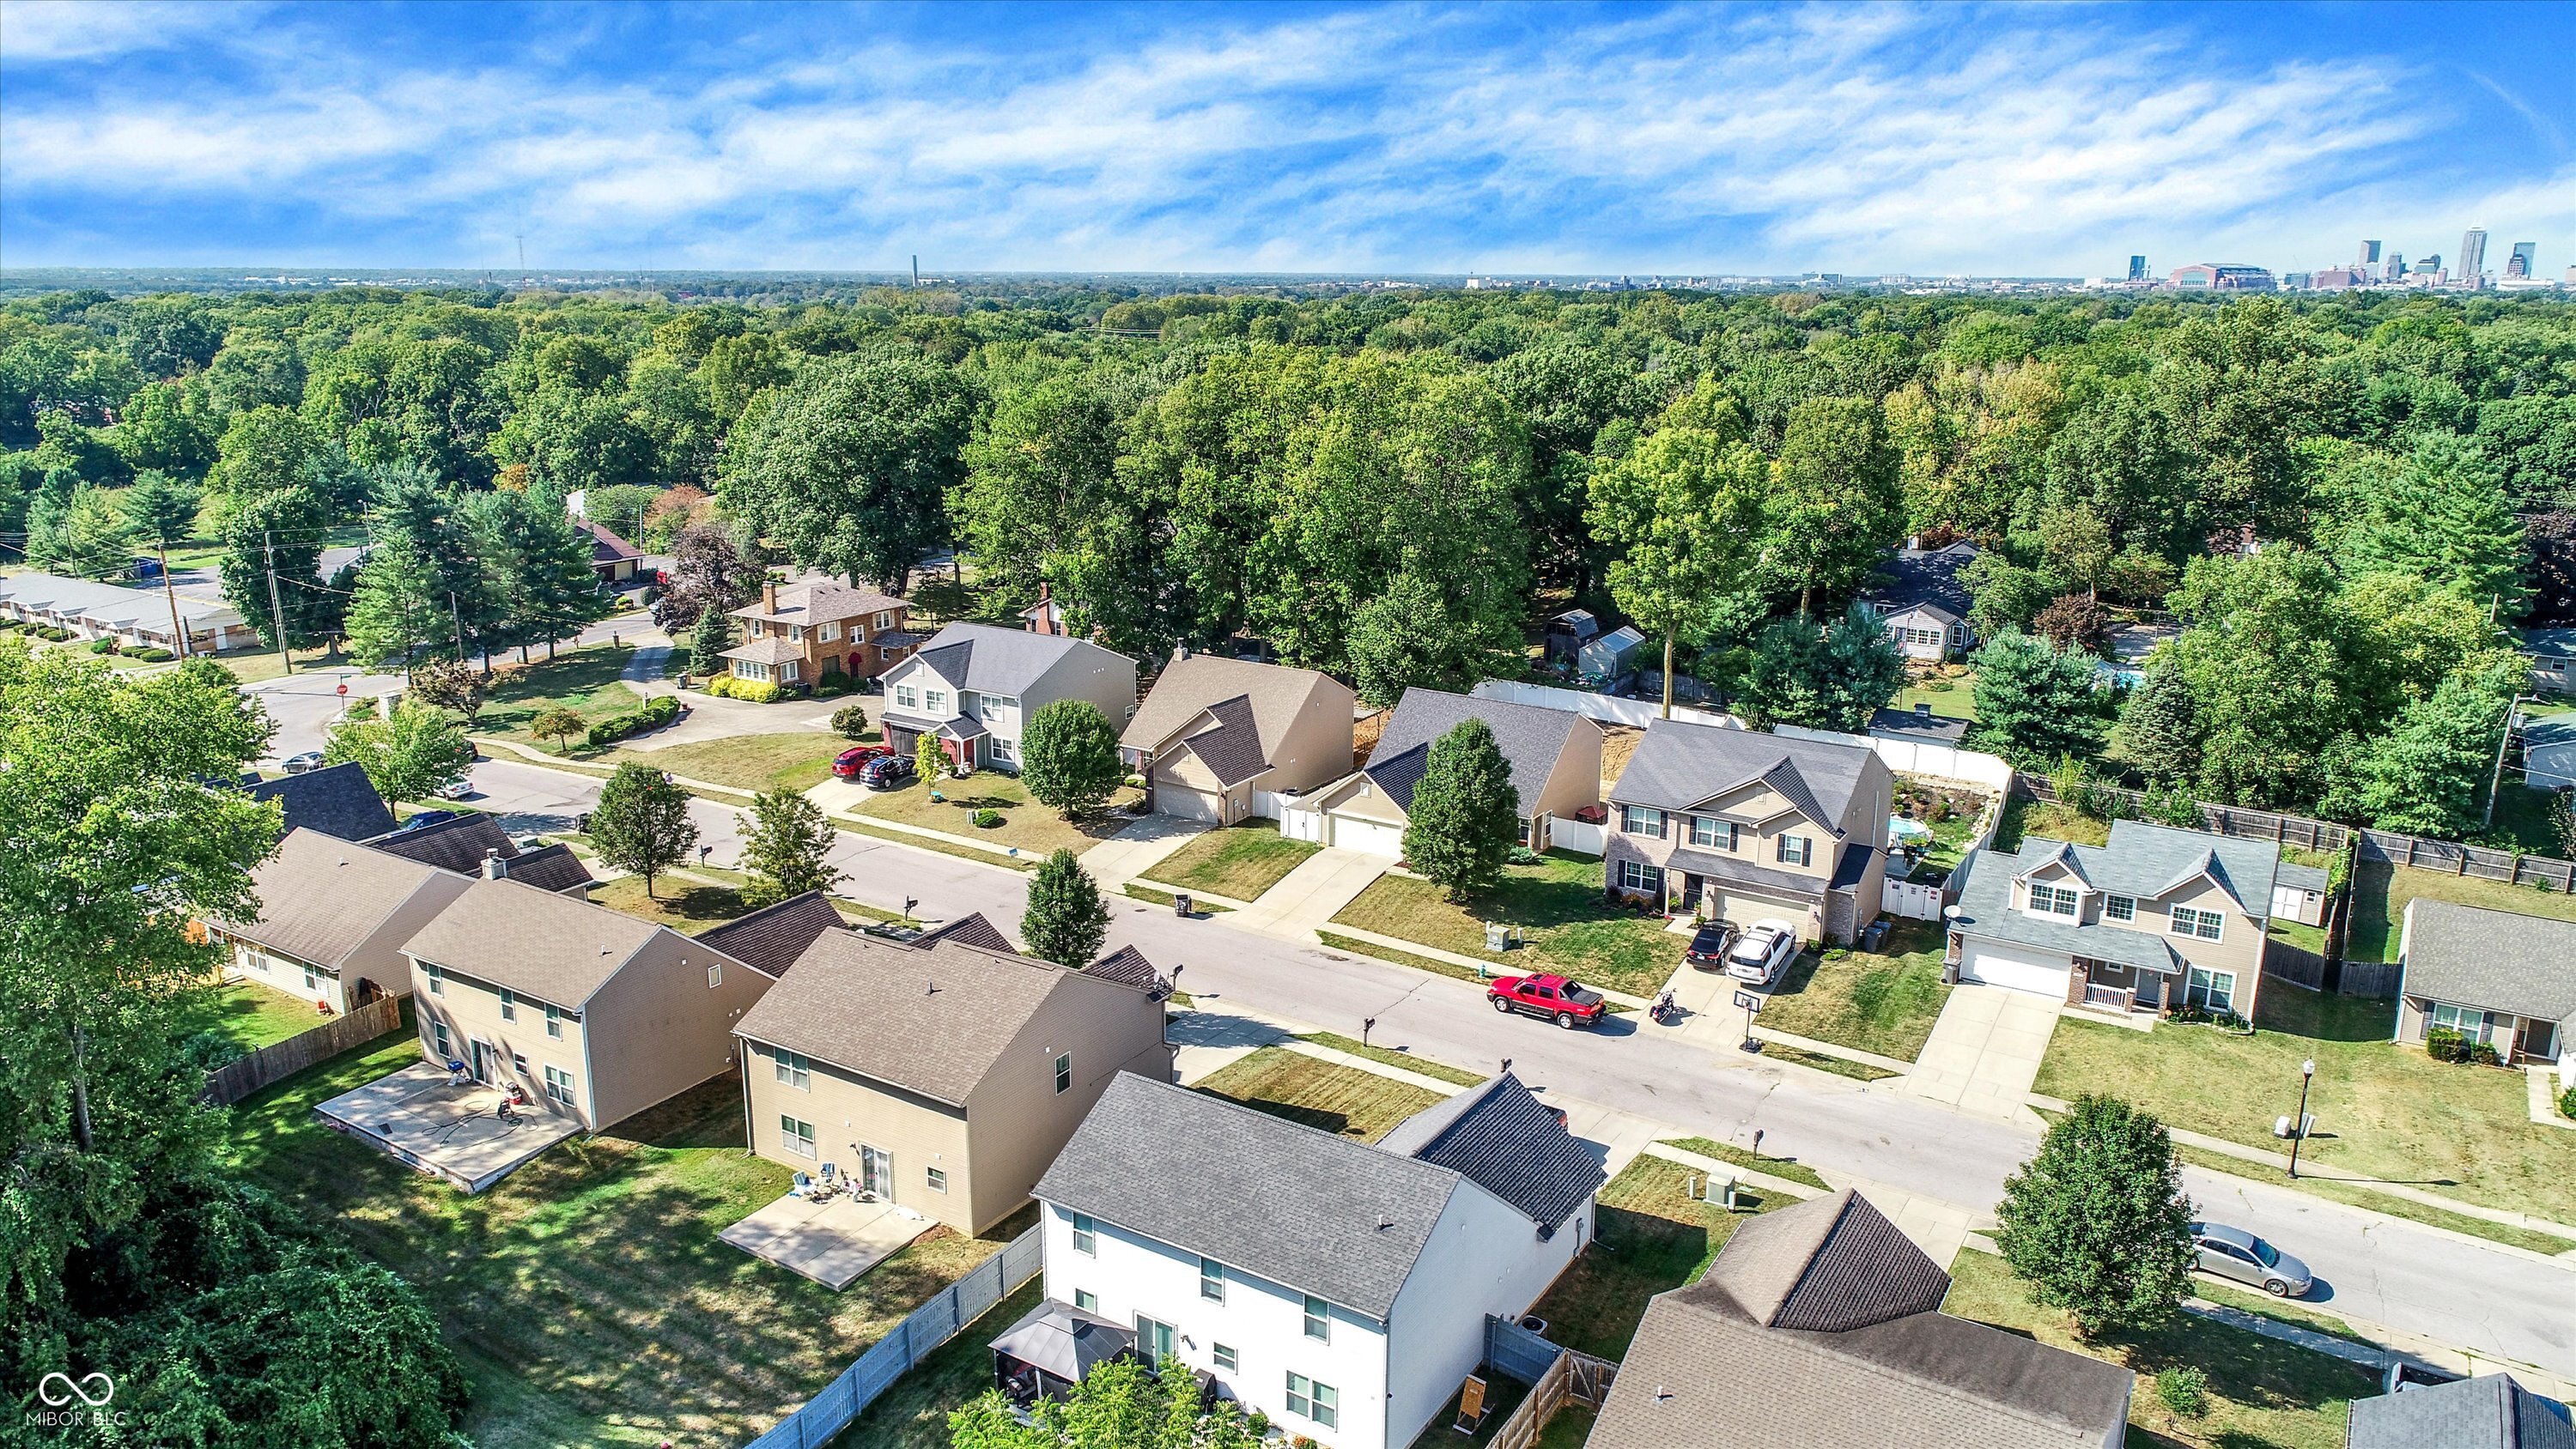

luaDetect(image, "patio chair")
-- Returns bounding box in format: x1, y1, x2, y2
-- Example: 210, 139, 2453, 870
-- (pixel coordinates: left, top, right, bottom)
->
793, 1171, 815, 1197
817, 1162, 840, 1196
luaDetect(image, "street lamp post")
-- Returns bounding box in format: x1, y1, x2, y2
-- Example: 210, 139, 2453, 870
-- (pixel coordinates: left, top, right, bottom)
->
2287, 1058, 2316, 1179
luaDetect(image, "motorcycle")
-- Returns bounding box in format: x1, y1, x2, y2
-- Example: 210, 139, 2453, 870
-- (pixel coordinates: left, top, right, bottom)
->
1649, 990, 1680, 1025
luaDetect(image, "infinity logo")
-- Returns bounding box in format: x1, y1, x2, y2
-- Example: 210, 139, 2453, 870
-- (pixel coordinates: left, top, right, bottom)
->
36, 1373, 113, 1408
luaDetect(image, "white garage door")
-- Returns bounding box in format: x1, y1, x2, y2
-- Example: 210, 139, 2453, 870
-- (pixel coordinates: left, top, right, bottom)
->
1328, 814, 1406, 857
1157, 782, 1224, 823
1705, 890, 1811, 937
1959, 943, 2072, 1000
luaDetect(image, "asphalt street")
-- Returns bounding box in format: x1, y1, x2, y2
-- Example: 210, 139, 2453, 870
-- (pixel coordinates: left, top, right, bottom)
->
462, 756, 2575, 1378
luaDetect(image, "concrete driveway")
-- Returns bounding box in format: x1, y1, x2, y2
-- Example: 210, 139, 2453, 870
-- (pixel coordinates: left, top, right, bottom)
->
1221, 847, 1388, 939
1902, 985, 2060, 1121
1080, 814, 1208, 888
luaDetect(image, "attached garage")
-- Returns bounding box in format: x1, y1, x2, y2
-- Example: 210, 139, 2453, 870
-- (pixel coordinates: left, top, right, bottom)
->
1700, 887, 1819, 940
1155, 780, 1227, 824
1327, 814, 1406, 857
1959, 942, 2073, 1000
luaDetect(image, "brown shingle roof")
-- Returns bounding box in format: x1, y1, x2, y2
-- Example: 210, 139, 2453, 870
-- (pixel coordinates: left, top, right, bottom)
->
732, 581, 904, 626
1163, 694, 1272, 786
214, 828, 449, 969
697, 892, 846, 978
1088, 943, 1171, 1000
579, 519, 643, 561
1121, 654, 1347, 764
734, 931, 1145, 1105
914, 912, 1015, 953
400, 878, 707, 1005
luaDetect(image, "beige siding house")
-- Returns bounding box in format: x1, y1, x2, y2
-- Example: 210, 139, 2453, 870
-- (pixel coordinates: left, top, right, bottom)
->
1310, 688, 1604, 857
2393, 901, 2576, 1075
1119, 652, 1357, 824
205, 828, 474, 1016
1944, 820, 2328, 1017
1603, 719, 1893, 946
735, 923, 1172, 1234
401, 879, 777, 1131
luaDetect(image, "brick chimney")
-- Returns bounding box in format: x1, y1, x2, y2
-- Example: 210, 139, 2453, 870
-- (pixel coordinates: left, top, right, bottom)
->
762, 579, 779, 615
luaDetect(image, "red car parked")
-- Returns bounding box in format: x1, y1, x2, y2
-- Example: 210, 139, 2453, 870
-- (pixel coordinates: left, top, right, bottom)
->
832, 744, 892, 779
1487, 973, 1607, 1030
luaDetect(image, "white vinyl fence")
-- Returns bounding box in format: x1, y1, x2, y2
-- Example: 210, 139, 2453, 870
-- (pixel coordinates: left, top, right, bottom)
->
1278, 803, 1325, 842
1771, 723, 2016, 791
1548, 818, 1606, 857
1881, 878, 1942, 920
1469, 680, 1739, 731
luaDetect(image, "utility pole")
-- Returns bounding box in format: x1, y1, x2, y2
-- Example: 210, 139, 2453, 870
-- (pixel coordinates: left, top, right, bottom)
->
262, 530, 293, 676
156, 537, 189, 658
449, 590, 468, 662
2483, 694, 2534, 827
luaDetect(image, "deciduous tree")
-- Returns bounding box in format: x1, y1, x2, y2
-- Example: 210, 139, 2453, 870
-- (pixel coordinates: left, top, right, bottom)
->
590, 763, 698, 900
738, 788, 843, 908
323, 699, 472, 803
1995, 1094, 2196, 1338
1587, 385, 1768, 715
1021, 700, 1124, 817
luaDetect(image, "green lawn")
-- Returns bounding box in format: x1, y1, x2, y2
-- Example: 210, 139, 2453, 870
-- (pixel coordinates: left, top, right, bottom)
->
2345, 858, 2576, 963
179, 979, 326, 1053
1528, 1155, 1777, 1362
213, 643, 349, 684
223, 1035, 1030, 1448
829, 1278, 1042, 1449
1297, 1032, 1491, 1088
477, 645, 647, 744
850, 771, 1145, 859
1942, 1250, 2372, 1449
1146, 820, 1321, 901
1329, 851, 1684, 997
1656, 1137, 1832, 1191
2035, 986, 2576, 1224
1192, 1047, 1443, 1143
611, 732, 845, 793
1751, 919, 1952, 1063
1892, 671, 1977, 720
588, 874, 752, 934
1991, 793, 2111, 850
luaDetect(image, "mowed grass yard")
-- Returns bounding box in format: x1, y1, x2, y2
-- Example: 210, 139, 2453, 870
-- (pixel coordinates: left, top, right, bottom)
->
1943, 1251, 2372, 1449
1753, 919, 1953, 1063
1529, 1155, 1780, 1361
181, 979, 328, 1052
2035, 985, 2576, 1224
2345, 858, 2576, 963
610, 733, 845, 793
1192, 1047, 1443, 1143
1146, 820, 1320, 900
1330, 851, 1685, 998
587, 874, 752, 933
850, 771, 1144, 858
477, 644, 647, 744
224, 1034, 1031, 1448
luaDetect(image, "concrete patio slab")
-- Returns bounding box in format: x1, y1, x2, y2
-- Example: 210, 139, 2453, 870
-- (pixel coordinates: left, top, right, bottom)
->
721, 1192, 933, 1290
314, 1061, 580, 1192
1901, 985, 2060, 1122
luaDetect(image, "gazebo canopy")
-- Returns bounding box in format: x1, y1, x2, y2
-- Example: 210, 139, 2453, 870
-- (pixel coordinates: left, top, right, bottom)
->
989, 1298, 1136, 1385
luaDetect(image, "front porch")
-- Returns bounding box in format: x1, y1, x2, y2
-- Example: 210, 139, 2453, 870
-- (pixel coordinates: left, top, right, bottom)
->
2064, 957, 2172, 1022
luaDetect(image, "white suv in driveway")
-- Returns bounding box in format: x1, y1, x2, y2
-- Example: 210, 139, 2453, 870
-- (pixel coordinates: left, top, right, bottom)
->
1726, 919, 1800, 986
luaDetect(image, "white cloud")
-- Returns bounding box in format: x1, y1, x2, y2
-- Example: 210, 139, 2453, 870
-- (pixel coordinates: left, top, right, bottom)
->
0, 3, 2564, 274
0, 0, 253, 62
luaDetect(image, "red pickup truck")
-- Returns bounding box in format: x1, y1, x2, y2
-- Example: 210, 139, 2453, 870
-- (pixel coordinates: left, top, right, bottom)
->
1487, 973, 1607, 1030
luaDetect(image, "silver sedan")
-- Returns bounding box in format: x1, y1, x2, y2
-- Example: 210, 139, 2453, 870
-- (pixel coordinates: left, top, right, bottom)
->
2190, 1221, 2315, 1297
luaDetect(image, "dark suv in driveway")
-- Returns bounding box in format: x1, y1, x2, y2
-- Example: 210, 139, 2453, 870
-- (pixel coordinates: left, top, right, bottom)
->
858, 754, 916, 790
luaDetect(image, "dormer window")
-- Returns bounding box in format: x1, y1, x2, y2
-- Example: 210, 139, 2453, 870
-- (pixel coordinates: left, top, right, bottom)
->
2028, 884, 2079, 918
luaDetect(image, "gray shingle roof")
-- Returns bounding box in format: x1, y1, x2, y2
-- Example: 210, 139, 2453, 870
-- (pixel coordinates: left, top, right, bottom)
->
907, 621, 1128, 698
1585, 1191, 2132, 1449
247, 763, 398, 842
1612, 718, 1874, 832
697, 891, 848, 979
1376, 1073, 1603, 1234
1947, 848, 2184, 975
1164, 694, 1272, 787
1862, 541, 1978, 621
1087, 944, 1172, 1000
1032, 1073, 1462, 1319
2525, 716, 2576, 774
1868, 707, 1971, 746
367, 813, 594, 891
1364, 688, 1593, 816
1663, 847, 1826, 907
2348, 1374, 2575, 1449
213, 828, 449, 969
2402, 901, 2576, 1023
914, 912, 1015, 954
501, 842, 593, 894
401, 877, 688, 1005
735, 930, 1145, 1106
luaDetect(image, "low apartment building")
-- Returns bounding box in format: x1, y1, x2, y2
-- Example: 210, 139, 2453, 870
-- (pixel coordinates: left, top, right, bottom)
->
721, 579, 919, 688
401, 878, 776, 1131
0, 568, 246, 654
734, 920, 1172, 1234
1602, 718, 1893, 946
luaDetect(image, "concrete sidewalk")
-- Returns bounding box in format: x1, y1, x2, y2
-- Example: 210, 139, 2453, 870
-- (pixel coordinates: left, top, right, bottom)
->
1903, 984, 2058, 1121
1220, 847, 1388, 939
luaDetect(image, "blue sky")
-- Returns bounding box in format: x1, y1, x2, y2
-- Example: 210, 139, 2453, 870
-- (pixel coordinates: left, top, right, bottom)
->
3, 0, 2570, 276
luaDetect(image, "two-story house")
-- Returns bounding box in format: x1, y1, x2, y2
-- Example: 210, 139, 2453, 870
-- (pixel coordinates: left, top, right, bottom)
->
1860, 539, 1979, 662
877, 622, 1138, 773
1119, 652, 1357, 825
734, 915, 1173, 1235
1945, 820, 2330, 1018
400, 878, 783, 1131
1602, 718, 1893, 946
721, 579, 920, 688
1025, 1071, 1601, 1449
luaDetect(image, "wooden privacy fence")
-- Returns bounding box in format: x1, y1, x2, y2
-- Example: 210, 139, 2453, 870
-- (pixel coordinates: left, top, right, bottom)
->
2016, 778, 2350, 852
204, 993, 405, 1106
1481, 1317, 1618, 1449
744, 1227, 1042, 1449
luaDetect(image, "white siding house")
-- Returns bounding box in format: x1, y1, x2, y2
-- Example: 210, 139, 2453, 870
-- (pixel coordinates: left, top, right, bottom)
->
1027, 1073, 1601, 1449
878, 622, 1136, 774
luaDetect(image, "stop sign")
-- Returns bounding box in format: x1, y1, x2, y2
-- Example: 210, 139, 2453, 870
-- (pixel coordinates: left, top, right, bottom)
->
337, 682, 349, 696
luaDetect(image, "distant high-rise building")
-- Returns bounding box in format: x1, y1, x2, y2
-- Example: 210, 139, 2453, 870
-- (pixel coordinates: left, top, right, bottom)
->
2128, 255, 2148, 282
2507, 242, 2537, 280
2168, 263, 2276, 292
2360, 239, 2382, 264
2458, 228, 2488, 287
